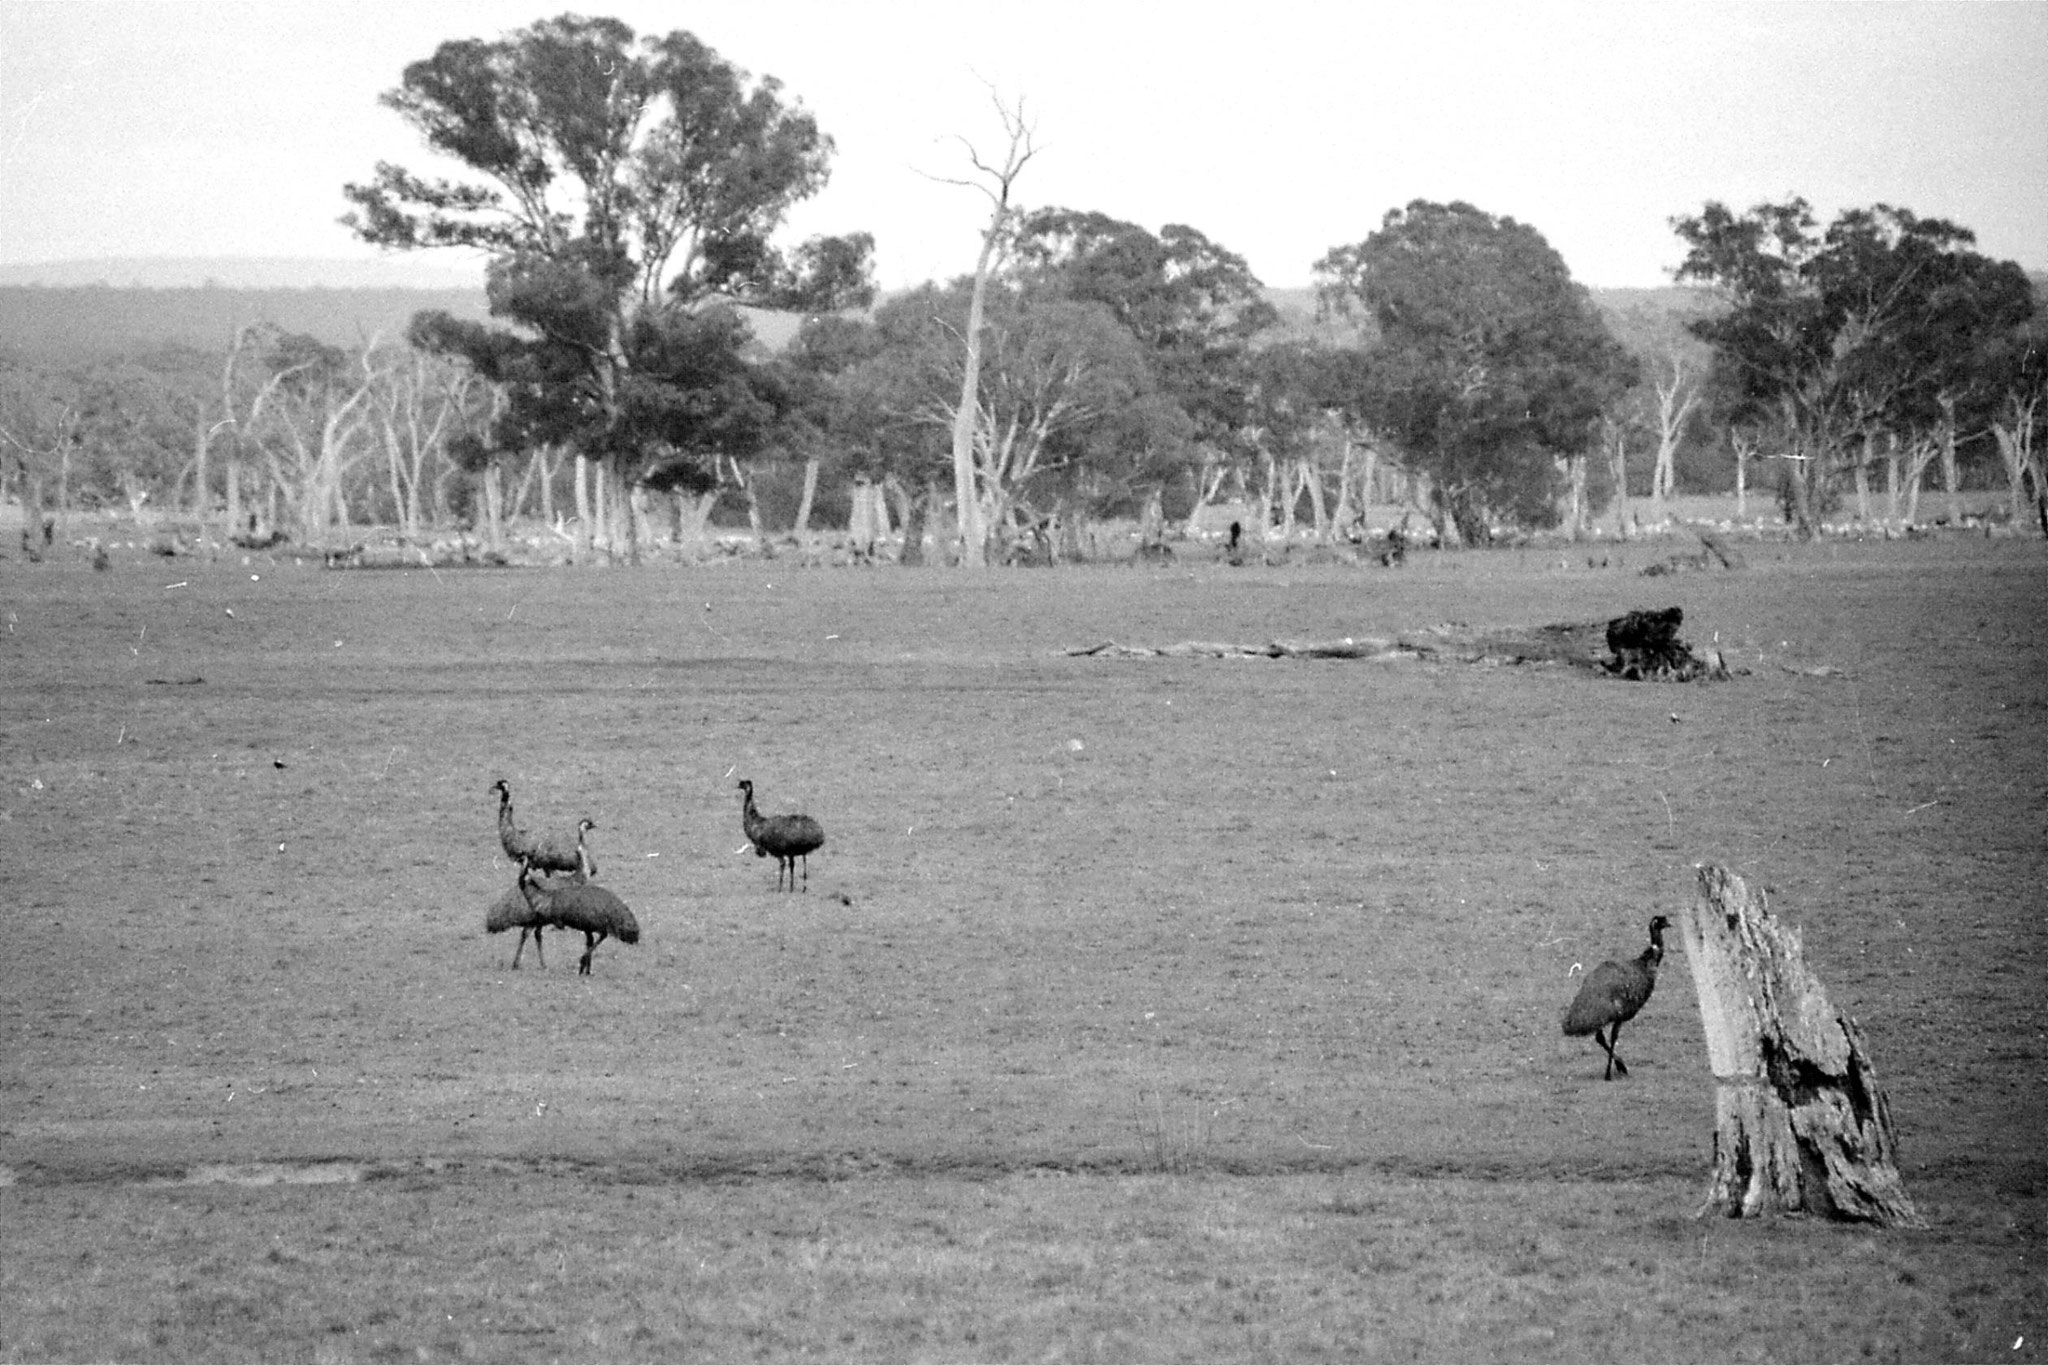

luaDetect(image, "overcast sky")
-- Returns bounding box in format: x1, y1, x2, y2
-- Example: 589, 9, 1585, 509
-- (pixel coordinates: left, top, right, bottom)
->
4, 1, 2045, 290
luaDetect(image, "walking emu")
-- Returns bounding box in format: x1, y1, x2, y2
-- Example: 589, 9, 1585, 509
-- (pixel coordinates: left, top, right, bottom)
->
1562, 915, 1670, 1080
491, 779, 597, 879
503, 865, 640, 975
738, 778, 825, 891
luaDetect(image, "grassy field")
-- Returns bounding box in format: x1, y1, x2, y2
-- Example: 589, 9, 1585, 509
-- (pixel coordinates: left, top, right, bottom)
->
2, 533, 2044, 1362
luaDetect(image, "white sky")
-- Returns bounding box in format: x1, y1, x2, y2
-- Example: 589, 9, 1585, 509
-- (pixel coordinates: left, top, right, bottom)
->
3, 0, 2045, 290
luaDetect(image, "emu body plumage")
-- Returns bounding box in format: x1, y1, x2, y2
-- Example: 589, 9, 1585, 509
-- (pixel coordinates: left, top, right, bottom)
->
506, 867, 640, 975
738, 778, 825, 892
1562, 915, 1669, 1080
485, 872, 586, 970
491, 779, 597, 879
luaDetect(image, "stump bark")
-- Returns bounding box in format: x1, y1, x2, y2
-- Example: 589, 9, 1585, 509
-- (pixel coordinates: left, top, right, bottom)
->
1680, 865, 1921, 1225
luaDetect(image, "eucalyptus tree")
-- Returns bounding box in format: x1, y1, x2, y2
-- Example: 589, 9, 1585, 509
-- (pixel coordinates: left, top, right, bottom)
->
1316, 201, 1636, 543
1011, 210, 1278, 455
813, 279, 1183, 560
1672, 198, 2034, 533
343, 13, 872, 562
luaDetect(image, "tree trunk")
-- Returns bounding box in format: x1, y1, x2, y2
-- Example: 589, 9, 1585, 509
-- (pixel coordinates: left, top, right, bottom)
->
1853, 432, 1874, 524
191, 412, 210, 527
1941, 420, 1961, 521
573, 454, 593, 560
673, 490, 718, 561
1303, 457, 1330, 541
731, 456, 767, 552
1331, 438, 1356, 538
16, 456, 44, 561
793, 456, 821, 535
1258, 452, 1278, 540
1732, 434, 1752, 521
1139, 487, 1165, 548
1882, 434, 1901, 528
1560, 455, 1588, 541
1992, 413, 2042, 535
1650, 437, 1670, 526
889, 477, 931, 567
607, 460, 637, 564
1057, 497, 1087, 563
1680, 865, 1921, 1226
847, 476, 885, 562
1608, 429, 1630, 539
951, 250, 996, 568
629, 481, 653, 556
482, 461, 505, 554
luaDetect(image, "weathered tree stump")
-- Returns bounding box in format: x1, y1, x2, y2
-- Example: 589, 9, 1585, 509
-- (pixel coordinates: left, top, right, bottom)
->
1679, 865, 1921, 1226
1607, 606, 1704, 678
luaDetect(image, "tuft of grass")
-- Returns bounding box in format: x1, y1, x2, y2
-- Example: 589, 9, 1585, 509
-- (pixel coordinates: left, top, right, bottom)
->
1130, 1087, 1225, 1175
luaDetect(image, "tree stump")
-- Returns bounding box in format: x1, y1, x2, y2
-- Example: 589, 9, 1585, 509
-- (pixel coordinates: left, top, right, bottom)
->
1679, 865, 1921, 1226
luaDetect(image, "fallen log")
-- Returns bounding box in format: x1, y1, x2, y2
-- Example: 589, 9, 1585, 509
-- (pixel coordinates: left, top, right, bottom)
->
1680, 865, 1921, 1226
1269, 637, 1403, 659
1067, 609, 1732, 680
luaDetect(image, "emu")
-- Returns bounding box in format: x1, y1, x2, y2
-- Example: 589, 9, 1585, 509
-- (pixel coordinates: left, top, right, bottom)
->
1562, 915, 1670, 1080
737, 778, 825, 892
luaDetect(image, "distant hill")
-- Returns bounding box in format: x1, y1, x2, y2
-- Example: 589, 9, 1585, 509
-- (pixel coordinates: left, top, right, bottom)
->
0, 254, 1725, 363
0, 256, 486, 290
0, 284, 805, 360
0, 285, 496, 357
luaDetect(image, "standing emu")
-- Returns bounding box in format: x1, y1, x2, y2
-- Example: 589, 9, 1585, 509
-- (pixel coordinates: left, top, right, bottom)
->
1562, 915, 1670, 1080
738, 778, 825, 892
502, 865, 640, 975
491, 779, 598, 879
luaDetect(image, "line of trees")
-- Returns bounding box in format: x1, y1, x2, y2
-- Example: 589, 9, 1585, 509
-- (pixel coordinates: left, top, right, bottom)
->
5, 14, 2043, 563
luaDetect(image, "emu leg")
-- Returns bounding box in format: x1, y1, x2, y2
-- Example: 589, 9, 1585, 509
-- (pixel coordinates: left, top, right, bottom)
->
579, 930, 606, 976
1604, 1022, 1629, 1079
800, 854, 808, 891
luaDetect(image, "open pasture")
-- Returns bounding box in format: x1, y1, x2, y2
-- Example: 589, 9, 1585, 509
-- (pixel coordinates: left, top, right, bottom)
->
2, 537, 2044, 1361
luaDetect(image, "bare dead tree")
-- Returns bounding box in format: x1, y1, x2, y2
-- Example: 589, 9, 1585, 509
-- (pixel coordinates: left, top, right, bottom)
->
1992, 390, 2045, 536
1651, 351, 1703, 525
921, 87, 1038, 568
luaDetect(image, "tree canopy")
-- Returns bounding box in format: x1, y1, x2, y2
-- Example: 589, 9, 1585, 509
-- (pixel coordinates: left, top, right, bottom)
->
344, 13, 872, 561
1672, 197, 2036, 532
1011, 209, 1277, 451
1315, 200, 1636, 540
800, 279, 1187, 539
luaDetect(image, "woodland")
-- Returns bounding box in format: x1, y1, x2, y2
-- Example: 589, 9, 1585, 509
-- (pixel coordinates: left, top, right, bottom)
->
1, 13, 2044, 565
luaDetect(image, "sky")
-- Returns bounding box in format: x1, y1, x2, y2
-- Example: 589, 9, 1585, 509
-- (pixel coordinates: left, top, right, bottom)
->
3, 1, 2046, 291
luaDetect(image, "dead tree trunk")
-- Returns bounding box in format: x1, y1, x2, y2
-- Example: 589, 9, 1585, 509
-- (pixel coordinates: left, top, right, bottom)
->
1680, 865, 1921, 1226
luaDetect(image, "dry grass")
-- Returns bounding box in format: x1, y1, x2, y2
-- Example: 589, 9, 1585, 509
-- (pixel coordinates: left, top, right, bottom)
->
2, 1171, 2038, 1363
2, 532, 2044, 1361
